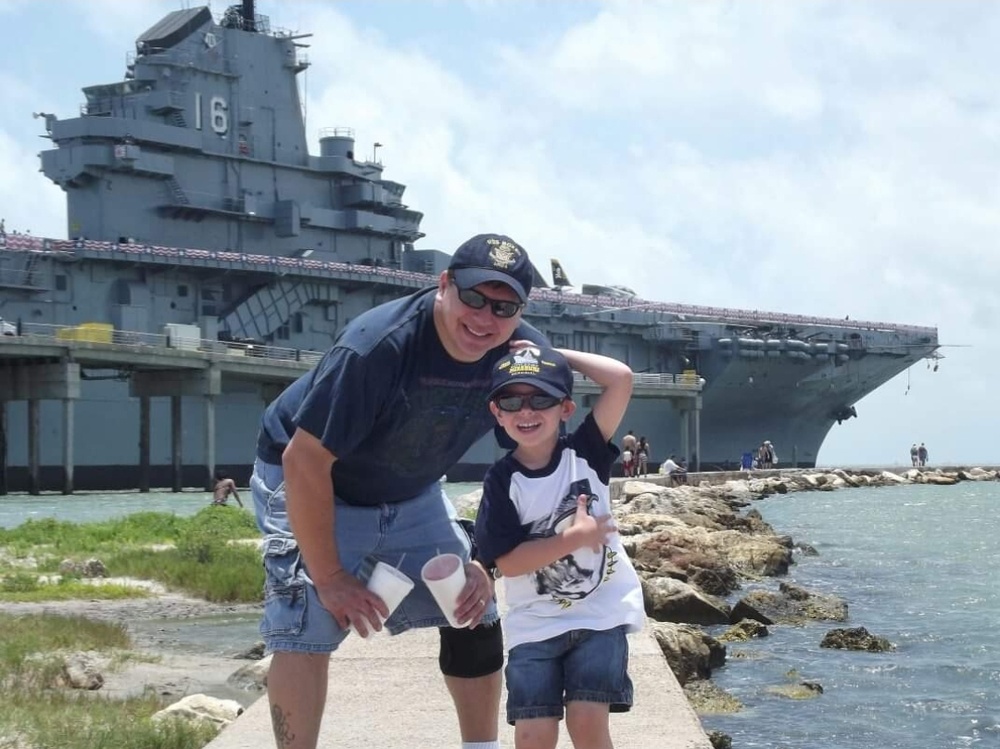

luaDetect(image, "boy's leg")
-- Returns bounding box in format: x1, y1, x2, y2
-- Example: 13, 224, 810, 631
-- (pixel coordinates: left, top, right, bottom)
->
562, 626, 632, 749
506, 634, 570, 749
514, 718, 560, 749
565, 702, 613, 749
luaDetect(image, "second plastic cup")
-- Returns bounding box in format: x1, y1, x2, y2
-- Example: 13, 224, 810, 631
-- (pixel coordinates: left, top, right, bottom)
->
351, 561, 414, 638
421, 553, 468, 628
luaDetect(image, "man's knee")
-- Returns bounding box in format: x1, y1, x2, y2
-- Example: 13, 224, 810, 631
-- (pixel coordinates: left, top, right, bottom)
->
439, 621, 504, 678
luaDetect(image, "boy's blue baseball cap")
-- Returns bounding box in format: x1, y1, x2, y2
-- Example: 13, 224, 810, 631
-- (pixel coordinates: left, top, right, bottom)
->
488, 345, 573, 400
448, 233, 533, 303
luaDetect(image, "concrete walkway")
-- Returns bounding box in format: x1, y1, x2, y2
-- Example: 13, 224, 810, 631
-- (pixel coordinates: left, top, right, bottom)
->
205, 624, 711, 749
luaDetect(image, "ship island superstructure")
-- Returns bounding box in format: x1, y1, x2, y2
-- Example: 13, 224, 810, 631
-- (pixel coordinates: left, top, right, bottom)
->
0, 3, 939, 492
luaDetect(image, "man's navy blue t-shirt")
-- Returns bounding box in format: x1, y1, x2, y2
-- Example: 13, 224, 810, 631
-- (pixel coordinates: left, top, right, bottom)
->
256, 287, 544, 506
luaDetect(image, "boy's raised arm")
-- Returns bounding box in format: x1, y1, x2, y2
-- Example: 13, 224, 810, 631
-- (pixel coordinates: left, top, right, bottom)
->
555, 349, 633, 441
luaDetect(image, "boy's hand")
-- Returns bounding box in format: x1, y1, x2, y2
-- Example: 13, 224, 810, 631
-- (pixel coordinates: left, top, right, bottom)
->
566, 494, 615, 552
508, 339, 539, 353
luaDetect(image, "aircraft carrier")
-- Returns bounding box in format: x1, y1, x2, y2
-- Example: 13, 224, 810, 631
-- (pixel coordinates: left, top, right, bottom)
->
0, 2, 939, 491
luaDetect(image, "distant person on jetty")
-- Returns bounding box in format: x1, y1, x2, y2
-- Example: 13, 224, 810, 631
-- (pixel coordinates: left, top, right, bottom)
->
660, 454, 687, 485
910, 443, 919, 466
621, 447, 634, 478
759, 440, 776, 468
475, 345, 644, 749
621, 430, 637, 477
676, 457, 690, 484
211, 471, 243, 507
918, 442, 928, 467
250, 234, 545, 749
636, 436, 649, 477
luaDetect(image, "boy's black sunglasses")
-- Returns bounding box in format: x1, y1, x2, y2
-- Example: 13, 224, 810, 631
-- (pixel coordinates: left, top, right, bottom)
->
494, 393, 565, 412
451, 279, 524, 319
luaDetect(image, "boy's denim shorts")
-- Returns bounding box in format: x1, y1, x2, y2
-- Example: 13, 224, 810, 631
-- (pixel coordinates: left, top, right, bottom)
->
505, 625, 633, 724
250, 458, 499, 653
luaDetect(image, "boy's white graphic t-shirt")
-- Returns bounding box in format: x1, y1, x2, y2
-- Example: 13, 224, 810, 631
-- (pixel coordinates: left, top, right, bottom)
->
475, 413, 645, 650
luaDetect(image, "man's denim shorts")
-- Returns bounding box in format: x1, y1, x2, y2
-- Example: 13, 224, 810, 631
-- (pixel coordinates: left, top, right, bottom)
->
250, 458, 499, 653
505, 625, 633, 724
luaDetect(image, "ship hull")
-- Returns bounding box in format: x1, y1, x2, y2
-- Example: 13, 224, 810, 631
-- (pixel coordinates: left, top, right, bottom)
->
0, 304, 926, 492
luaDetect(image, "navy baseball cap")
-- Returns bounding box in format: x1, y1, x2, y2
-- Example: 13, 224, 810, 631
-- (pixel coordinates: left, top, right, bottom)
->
448, 233, 533, 303
488, 345, 574, 400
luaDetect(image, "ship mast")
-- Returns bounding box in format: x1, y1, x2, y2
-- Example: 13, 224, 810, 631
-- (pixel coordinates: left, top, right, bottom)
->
241, 0, 256, 32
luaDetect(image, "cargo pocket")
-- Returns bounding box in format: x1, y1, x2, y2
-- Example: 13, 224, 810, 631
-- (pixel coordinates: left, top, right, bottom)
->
260, 535, 308, 638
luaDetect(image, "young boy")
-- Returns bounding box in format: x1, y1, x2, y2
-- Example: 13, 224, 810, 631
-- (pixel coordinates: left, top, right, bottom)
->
475, 345, 645, 749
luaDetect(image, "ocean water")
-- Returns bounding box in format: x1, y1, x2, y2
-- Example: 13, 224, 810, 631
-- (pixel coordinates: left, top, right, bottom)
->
0, 483, 483, 529
1, 481, 997, 747
701, 481, 1000, 748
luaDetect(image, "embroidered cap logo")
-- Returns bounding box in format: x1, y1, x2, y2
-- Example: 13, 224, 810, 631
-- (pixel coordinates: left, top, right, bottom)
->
486, 237, 521, 270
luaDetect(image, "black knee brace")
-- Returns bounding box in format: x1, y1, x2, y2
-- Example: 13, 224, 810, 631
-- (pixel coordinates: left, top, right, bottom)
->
439, 620, 504, 678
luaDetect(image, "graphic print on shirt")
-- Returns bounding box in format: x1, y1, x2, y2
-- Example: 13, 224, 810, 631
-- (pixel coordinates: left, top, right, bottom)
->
528, 478, 612, 605
386, 376, 492, 477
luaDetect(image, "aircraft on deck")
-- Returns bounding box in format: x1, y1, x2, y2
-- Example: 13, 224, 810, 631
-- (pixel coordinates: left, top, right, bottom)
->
550, 258, 637, 299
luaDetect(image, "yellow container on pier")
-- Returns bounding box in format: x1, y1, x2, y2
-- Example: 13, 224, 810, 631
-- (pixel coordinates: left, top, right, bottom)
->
56, 322, 114, 343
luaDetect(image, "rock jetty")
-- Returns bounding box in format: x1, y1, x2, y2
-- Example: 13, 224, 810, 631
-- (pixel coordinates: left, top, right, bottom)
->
605, 465, 997, 725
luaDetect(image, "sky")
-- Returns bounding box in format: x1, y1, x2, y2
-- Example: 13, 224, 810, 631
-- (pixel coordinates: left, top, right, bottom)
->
0, 0, 994, 467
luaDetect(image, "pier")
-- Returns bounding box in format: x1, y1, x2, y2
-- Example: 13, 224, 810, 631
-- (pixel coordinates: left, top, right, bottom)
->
203, 605, 713, 749
0, 326, 703, 494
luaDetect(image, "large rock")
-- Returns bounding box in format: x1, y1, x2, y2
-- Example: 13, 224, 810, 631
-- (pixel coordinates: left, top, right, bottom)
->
633, 531, 741, 596
820, 626, 895, 652
152, 694, 245, 729
683, 678, 743, 714
227, 654, 272, 691
717, 619, 769, 642
648, 622, 726, 685
58, 558, 107, 578
731, 583, 848, 625
703, 530, 793, 577
642, 576, 731, 625
54, 652, 104, 690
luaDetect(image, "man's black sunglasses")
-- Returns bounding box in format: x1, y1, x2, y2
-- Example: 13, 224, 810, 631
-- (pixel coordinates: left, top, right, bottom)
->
451, 279, 524, 319
494, 393, 565, 412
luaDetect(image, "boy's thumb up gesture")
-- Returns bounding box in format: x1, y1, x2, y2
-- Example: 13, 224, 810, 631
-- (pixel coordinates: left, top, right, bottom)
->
571, 494, 615, 553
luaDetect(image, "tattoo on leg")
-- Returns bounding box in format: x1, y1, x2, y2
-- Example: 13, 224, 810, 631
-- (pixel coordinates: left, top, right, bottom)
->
271, 703, 297, 747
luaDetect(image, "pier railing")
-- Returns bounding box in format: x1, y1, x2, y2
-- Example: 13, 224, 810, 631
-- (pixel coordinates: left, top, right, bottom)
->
8, 321, 325, 369
2, 322, 701, 392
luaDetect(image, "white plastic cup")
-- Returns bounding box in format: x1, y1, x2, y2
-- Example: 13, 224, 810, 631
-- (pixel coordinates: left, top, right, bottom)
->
421, 553, 468, 628
350, 561, 414, 638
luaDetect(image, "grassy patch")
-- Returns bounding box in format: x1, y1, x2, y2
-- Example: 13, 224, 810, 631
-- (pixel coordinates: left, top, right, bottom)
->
0, 512, 188, 558
0, 614, 217, 748
0, 506, 263, 603
107, 545, 263, 602
0, 508, 260, 749
0, 578, 151, 603
0, 613, 130, 685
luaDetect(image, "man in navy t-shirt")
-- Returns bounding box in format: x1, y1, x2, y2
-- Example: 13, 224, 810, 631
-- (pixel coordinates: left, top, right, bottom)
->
252, 233, 546, 749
